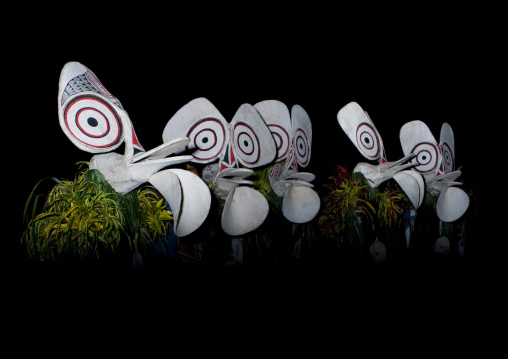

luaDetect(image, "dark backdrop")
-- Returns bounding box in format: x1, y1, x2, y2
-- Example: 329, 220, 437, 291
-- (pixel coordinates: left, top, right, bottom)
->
3, 8, 503, 346
6, 10, 496, 297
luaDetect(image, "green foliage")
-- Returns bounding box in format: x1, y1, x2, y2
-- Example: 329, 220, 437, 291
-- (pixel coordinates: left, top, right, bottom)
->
134, 186, 174, 257
252, 166, 283, 213
21, 163, 173, 263
318, 165, 411, 252
318, 167, 375, 251
423, 190, 438, 209
375, 183, 411, 229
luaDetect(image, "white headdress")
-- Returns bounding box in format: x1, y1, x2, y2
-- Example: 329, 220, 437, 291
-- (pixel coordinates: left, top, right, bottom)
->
253, 100, 320, 223
57, 62, 211, 237
337, 102, 425, 209
162, 97, 277, 236
400, 120, 469, 222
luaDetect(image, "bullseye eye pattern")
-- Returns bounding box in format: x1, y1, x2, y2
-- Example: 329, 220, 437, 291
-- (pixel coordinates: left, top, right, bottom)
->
356, 122, 380, 159
411, 142, 439, 173
186, 118, 226, 161
294, 128, 310, 166
440, 143, 454, 173
233, 123, 261, 164
268, 124, 289, 161
63, 95, 122, 149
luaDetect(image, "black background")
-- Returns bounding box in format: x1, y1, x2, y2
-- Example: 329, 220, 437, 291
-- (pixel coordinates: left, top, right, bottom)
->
4, 7, 501, 338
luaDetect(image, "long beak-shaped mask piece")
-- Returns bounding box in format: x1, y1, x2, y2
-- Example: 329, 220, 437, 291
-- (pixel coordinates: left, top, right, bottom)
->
58, 62, 210, 236
337, 101, 424, 209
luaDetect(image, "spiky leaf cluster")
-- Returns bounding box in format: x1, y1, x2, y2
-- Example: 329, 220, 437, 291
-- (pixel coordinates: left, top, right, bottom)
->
21, 163, 173, 262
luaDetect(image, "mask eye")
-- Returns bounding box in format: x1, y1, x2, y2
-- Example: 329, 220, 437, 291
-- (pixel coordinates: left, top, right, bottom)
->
186, 118, 226, 162
63, 95, 123, 151
294, 128, 310, 166
356, 122, 380, 159
440, 143, 454, 173
268, 124, 290, 161
233, 122, 261, 165
411, 142, 439, 173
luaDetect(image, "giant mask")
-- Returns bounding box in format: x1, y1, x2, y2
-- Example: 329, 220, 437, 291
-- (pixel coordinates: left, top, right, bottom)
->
162, 97, 277, 236
400, 120, 469, 222
253, 100, 320, 223
58, 62, 211, 237
337, 101, 425, 209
